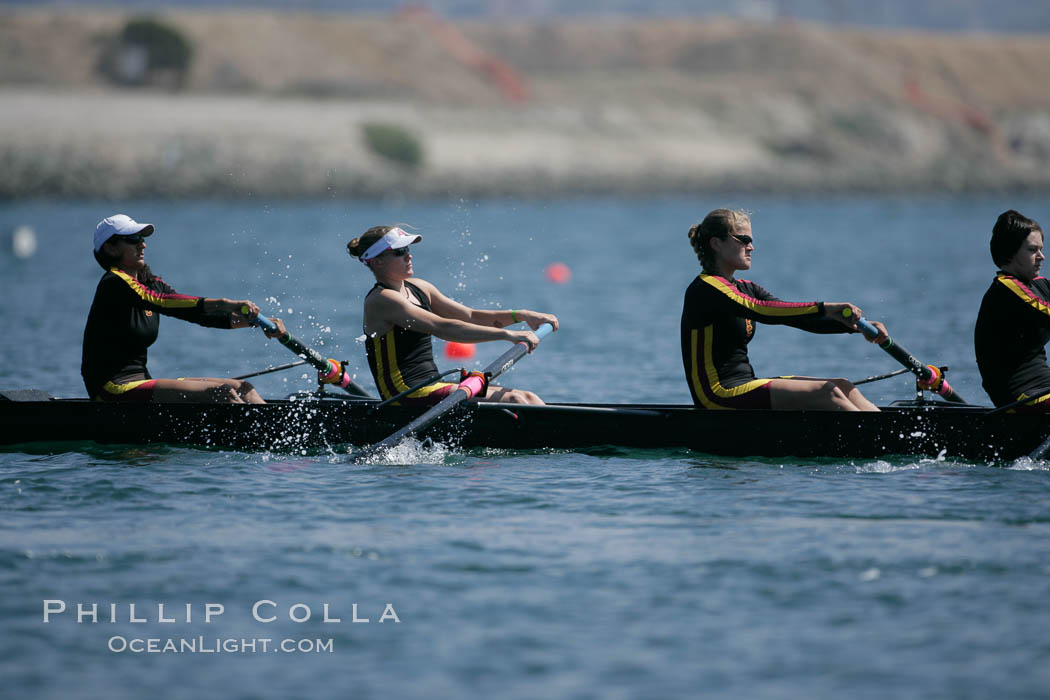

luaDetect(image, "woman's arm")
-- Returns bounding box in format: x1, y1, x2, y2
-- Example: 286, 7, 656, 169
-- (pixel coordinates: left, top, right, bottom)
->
201, 298, 258, 328
369, 288, 540, 349
419, 280, 560, 331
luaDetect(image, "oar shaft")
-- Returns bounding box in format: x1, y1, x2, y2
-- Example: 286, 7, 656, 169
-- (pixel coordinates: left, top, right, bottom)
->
253, 313, 373, 398
855, 318, 930, 378
234, 359, 308, 380
482, 323, 555, 382
854, 316, 967, 404
366, 323, 554, 455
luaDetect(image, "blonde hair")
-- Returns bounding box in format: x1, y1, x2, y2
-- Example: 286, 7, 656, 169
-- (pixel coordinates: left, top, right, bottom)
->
687, 208, 750, 273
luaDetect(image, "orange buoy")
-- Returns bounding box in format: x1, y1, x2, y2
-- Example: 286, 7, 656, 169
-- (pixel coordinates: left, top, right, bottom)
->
445, 341, 476, 359
545, 262, 571, 284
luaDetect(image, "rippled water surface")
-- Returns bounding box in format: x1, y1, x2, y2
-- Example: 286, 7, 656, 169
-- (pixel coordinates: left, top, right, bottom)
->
2, 196, 1049, 699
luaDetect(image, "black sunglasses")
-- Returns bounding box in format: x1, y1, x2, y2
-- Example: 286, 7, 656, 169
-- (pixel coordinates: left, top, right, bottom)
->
117, 234, 146, 245
386, 247, 411, 258
730, 234, 753, 246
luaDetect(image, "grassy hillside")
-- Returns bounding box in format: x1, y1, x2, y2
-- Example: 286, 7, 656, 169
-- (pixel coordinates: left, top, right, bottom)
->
2, 7, 1049, 197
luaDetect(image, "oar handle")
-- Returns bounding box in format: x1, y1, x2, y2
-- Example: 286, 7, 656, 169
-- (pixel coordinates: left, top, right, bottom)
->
531, 323, 555, 342
844, 309, 967, 404
252, 313, 281, 336
854, 316, 882, 342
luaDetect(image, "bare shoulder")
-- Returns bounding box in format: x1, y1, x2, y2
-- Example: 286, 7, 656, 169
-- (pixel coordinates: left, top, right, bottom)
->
407, 277, 438, 299
364, 286, 405, 312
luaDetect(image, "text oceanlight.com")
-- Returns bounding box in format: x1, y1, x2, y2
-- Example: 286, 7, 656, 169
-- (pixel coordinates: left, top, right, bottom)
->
42, 599, 401, 654
107, 636, 334, 654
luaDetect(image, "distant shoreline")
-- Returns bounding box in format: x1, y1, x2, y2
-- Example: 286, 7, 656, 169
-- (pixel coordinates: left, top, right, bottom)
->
2, 9, 1050, 198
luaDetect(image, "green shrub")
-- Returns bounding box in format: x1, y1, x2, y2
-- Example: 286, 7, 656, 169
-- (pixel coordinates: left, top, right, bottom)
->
122, 18, 192, 73
98, 17, 193, 88
362, 123, 424, 169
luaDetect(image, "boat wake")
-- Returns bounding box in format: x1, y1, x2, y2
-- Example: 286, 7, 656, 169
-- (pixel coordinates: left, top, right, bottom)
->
348, 437, 454, 466
1007, 456, 1050, 471
854, 460, 925, 474
852, 449, 969, 473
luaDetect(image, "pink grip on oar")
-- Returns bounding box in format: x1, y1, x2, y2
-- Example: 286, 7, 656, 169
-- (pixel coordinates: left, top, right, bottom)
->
318, 359, 355, 390
457, 374, 487, 399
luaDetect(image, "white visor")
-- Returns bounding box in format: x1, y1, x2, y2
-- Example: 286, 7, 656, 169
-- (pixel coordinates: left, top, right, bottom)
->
360, 227, 421, 262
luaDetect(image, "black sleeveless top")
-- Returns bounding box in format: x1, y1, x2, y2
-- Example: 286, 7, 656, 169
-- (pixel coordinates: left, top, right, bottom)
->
365, 281, 440, 399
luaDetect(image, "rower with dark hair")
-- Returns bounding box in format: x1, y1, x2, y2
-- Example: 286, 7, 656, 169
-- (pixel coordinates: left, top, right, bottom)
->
681, 208, 889, 411
974, 209, 1050, 410
347, 225, 558, 405
81, 214, 286, 403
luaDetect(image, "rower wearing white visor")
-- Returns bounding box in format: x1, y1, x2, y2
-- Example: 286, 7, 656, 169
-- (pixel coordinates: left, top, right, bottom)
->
347, 225, 559, 405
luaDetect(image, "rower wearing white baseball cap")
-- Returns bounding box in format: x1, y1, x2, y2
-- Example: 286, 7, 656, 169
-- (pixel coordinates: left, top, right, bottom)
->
81, 214, 286, 403
347, 225, 559, 405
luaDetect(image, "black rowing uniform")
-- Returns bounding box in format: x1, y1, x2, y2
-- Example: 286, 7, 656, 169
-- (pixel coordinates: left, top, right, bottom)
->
974, 272, 1050, 408
364, 281, 457, 404
681, 273, 852, 409
81, 268, 231, 399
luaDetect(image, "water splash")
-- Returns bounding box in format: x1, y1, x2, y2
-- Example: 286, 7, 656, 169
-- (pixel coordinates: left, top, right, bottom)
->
349, 437, 453, 466
1007, 456, 1050, 471
854, 460, 922, 473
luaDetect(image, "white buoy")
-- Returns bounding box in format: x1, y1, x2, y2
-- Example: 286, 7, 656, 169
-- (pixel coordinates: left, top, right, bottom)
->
12, 225, 37, 259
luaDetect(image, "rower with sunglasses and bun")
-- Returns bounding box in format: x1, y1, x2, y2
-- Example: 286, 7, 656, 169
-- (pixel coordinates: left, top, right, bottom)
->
682, 208, 889, 411
82, 214, 286, 403
347, 225, 558, 405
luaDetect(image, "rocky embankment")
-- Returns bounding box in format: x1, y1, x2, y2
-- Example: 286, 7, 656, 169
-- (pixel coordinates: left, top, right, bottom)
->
2, 8, 1050, 197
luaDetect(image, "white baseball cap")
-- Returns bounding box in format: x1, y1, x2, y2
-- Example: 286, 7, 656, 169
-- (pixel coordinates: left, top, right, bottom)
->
94, 214, 154, 252
360, 227, 422, 262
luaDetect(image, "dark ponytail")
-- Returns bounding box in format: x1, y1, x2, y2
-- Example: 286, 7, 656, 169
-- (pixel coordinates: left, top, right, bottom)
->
347, 226, 394, 261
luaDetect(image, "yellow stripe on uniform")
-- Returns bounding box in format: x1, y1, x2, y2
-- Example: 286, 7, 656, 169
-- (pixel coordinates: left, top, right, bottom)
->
383, 331, 412, 393
371, 334, 396, 399
689, 328, 771, 410
997, 275, 1050, 318
700, 275, 820, 318
110, 268, 199, 309
101, 379, 152, 395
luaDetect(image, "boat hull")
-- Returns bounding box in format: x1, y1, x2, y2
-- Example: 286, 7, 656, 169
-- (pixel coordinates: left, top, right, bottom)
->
1, 393, 1046, 461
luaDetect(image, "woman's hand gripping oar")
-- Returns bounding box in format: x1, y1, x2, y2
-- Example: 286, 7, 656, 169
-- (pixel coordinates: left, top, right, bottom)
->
843, 308, 968, 404
248, 308, 374, 398
355, 323, 556, 461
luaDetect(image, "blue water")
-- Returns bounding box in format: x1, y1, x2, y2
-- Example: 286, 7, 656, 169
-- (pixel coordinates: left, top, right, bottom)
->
2, 195, 1050, 699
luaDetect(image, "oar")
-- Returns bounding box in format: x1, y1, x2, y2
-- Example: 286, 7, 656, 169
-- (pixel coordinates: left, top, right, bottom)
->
234, 359, 308, 380
846, 310, 968, 404
250, 312, 373, 398
1029, 434, 1050, 461
359, 323, 555, 458
851, 367, 910, 386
